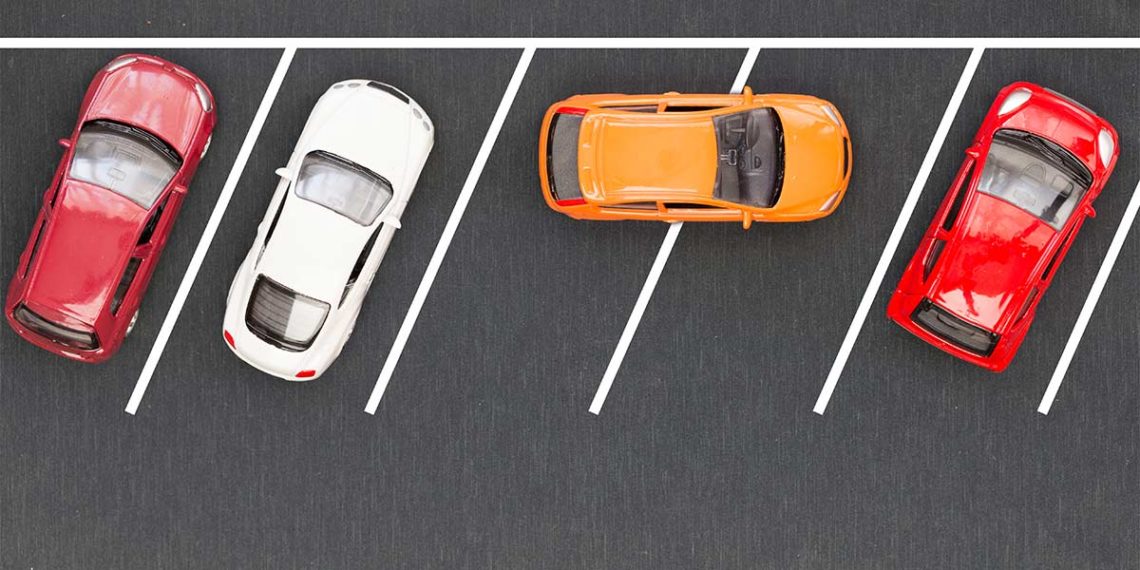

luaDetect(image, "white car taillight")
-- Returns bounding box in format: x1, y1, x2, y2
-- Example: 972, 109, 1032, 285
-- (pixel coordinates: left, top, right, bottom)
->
1098, 128, 1115, 168
194, 83, 213, 112
104, 56, 138, 72
998, 88, 1032, 115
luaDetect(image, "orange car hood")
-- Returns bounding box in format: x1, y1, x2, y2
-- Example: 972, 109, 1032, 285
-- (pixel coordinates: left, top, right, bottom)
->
777, 103, 847, 211
580, 113, 718, 202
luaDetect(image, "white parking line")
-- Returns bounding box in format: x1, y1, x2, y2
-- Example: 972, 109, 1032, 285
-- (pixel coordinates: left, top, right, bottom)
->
812, 47, 984, 415
1039, 177, 1140, 415
124, 48, 296, 415
364, 47, 535, 415
588, 47, 761, 415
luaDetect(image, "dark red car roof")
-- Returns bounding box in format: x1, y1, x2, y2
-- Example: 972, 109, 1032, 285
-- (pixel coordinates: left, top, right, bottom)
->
23, 180, 149, 327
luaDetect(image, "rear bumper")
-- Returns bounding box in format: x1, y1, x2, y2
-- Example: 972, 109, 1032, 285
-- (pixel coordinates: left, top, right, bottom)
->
886, 290, 1013, 372
4, 308, 112, 363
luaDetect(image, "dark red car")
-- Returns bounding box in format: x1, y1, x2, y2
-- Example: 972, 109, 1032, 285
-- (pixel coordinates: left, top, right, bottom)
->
888, 82, 1118, 372
6, 54, 217, 362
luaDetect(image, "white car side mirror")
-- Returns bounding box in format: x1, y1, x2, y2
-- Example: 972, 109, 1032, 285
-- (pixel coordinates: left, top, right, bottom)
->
275, 167, 293, 181
381, 214, 402, 229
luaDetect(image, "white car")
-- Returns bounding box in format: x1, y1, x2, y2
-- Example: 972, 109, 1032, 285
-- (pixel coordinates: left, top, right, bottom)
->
223, 80, 434, 380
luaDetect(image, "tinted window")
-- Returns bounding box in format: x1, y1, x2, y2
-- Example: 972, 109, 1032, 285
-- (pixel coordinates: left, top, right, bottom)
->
664, 202, 719, 209
977, 129, 1092, 231
13, 304, 99, 350
713, 108, 783, 208
23, 221, 47, 278
547, 114, 583, 201
911, 299, 998, 356
609, 202, 657, 210
245, 276, 330, 352
110, 258, 142, 315
942, 164, 973, 231
294, 151, 393, 226
70, 121, 181, 209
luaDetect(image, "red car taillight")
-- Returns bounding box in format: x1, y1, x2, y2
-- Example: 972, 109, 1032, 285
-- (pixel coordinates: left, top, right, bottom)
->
296, 370, 316, 379
555, 106, 588, 116
223, 330, 235, 348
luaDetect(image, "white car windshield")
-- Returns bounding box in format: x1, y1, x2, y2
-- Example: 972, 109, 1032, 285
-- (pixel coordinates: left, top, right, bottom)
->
294, 151, 393, 225
245, 276, 330, 352
69, 120, 181, 209
977, 129, 1093, 231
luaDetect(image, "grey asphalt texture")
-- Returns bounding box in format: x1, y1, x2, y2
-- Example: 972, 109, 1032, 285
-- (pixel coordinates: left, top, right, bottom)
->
0, 48, 1137, 568
2, 0, 1138, 37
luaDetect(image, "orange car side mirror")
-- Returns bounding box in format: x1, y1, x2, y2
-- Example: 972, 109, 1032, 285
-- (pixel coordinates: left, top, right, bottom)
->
742, 210, 753, 230
742, 86, 753, 105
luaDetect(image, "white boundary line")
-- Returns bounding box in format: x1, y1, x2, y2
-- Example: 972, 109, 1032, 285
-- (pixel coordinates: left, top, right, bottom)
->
587, 46, 761, 415
364, 47, 535, 414
124, 48, 296, 415
0, 38, 1139, 49
812, 47, 985, 415
1039, 178, 1140, 415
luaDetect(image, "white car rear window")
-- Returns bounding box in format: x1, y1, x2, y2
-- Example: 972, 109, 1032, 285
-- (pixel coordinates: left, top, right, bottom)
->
246, 276, 329, 352
294, 151, 393, 225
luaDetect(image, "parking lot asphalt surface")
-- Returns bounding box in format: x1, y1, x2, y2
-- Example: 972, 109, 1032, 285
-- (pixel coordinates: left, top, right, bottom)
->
3, 0, 1138, 37
1, 48, 1138, 568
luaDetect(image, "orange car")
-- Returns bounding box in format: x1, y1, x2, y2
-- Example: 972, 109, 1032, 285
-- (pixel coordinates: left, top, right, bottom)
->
539, 87, 852, 229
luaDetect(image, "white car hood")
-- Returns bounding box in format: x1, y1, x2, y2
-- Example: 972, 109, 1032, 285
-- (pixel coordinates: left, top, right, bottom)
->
257, 84, 420, 303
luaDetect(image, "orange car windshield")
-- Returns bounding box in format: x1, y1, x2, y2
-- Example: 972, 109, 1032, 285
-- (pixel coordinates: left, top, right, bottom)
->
712, 108, 783, 208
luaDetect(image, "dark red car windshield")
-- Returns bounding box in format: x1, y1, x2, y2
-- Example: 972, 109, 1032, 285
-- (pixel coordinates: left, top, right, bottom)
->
70, 120, 182, 209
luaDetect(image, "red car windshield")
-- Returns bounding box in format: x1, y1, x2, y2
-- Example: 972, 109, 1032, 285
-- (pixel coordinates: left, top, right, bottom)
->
70, 120, 182, 209
977, 129, 1092, 231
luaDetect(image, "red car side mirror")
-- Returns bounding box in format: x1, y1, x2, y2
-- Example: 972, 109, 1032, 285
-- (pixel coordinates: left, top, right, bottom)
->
965, 145, 981, 159
58, 138, 72, 149
1085, 205, 1097, 219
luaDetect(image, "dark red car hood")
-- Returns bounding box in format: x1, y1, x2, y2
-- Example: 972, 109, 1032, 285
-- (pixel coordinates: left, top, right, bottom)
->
87, 63, 204, 155
928, 193, 1055, 331
24, 180, 149, 326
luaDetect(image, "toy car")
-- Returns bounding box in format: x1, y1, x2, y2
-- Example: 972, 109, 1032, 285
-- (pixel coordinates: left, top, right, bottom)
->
887, 82, 1118, 372
222, 80, 434, 381
539, 87, 851, 229
5, 54, 216, 362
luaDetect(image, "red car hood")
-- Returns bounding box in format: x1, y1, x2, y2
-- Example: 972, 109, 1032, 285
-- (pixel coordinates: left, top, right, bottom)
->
87, 64, 204, 154
24, 180, 149, 326
928, 194, 1055, 330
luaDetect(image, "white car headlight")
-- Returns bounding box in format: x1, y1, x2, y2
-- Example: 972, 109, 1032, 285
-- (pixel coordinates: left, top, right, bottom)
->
194, 83, 213, 112
998, 88, 1032, 115
1098, 128, 1115, 168
104, 56, 138, 73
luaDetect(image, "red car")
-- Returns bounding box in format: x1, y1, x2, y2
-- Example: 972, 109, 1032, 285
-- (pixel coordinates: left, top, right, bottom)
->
5, 54, 216, 362
888, 82, 1118, 372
